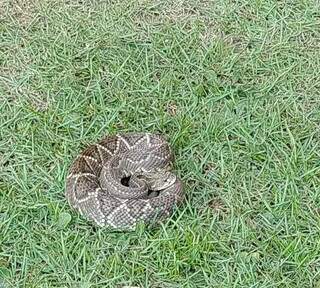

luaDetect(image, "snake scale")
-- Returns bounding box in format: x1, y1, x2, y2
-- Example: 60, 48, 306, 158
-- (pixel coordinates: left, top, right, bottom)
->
65, 132, 184, 230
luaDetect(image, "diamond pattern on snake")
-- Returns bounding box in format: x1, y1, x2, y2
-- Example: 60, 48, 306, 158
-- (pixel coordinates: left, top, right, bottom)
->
65, 132, 184, 230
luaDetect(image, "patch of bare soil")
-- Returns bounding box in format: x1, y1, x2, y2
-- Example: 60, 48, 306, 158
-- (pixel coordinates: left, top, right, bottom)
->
0, 0, 40, 28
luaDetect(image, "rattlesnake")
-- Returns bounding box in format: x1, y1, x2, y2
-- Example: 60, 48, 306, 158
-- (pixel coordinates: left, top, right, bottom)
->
65, 132, 184, 230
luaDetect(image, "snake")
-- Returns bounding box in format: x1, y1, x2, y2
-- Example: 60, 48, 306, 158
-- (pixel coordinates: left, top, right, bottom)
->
65, 132, 184, 230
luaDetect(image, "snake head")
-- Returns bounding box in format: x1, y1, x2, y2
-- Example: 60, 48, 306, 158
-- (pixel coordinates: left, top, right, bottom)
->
136, 169, 177, 191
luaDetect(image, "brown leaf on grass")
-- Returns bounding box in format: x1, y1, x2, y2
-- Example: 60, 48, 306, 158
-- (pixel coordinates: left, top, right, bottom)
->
166, 101, 178, 116
208, 197, 228, 214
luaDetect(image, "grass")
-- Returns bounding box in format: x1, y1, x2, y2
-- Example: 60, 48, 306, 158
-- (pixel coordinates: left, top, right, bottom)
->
1, 0, 320, 287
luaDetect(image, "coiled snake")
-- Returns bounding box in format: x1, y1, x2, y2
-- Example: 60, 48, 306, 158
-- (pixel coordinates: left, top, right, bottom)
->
65, 132, 184, 230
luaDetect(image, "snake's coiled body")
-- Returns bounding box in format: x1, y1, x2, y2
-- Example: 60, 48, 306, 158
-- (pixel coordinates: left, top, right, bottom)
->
65, 133, 184, 230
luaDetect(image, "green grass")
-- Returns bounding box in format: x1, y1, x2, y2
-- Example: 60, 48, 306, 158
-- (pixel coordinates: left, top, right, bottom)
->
1, 0, 320, 287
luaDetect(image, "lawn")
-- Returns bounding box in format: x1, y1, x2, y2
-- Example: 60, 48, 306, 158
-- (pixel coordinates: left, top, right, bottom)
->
1, 0, 320, 287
